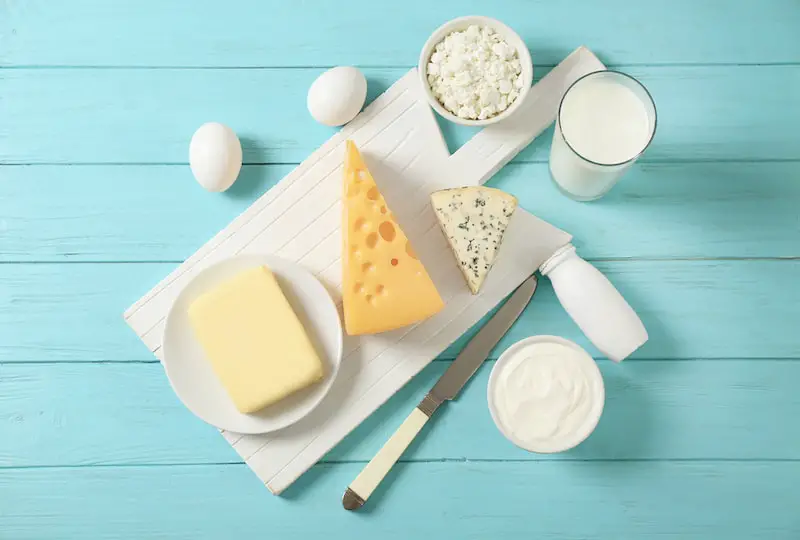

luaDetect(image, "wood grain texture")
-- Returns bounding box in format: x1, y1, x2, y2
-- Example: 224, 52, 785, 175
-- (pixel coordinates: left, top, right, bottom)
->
1, 162, 798, 262
2, 65, 799, 164
2, 0, 799, 67
2, 0, 800, 535
2, 360, 799, 468
1, 462, 798, 539
1, 260, 798, 363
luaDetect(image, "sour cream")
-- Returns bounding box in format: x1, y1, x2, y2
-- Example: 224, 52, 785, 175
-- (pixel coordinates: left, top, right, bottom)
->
488, 336, 604, 453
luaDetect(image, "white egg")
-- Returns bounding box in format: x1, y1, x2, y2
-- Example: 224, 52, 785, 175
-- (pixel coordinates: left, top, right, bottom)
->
307, 67, 367, 126
189, 122, 243, 192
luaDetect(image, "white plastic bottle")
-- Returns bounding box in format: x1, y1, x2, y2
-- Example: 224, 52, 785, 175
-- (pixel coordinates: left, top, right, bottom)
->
539, 244, 648, 362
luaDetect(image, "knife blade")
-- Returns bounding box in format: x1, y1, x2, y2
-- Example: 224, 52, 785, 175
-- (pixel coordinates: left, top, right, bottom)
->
429, 273, 539, 403
342, 274, 538, 510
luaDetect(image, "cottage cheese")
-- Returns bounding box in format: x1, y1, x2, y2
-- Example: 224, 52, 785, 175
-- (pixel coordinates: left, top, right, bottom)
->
426, 25, 523, 120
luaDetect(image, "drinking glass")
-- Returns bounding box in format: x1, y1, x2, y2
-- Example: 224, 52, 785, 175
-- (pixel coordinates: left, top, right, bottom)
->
549, 70, 657, 201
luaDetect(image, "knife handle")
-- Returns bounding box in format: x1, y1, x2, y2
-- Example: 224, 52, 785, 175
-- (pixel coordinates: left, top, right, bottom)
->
342, 406, 430, 510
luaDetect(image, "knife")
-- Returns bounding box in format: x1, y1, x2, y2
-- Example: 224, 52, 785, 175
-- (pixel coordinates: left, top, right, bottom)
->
342, 274, 539, 510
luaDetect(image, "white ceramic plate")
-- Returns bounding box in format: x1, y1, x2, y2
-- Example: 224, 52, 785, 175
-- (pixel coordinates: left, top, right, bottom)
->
162, 254, 343, 434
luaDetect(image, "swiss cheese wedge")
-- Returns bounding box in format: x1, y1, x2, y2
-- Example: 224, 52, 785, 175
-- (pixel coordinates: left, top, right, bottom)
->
341, 140, 444, 335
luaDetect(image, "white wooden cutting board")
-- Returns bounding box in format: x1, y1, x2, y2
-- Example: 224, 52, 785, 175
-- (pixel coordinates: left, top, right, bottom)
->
124, 46, 605, 494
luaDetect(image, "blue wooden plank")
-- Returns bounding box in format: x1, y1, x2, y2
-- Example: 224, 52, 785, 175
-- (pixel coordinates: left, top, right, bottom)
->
2, 66, 798, 164
1, 0, 797, 537
0, 462, 797, 539
2, 0, 799, 67
1, 162, 798, 262
1, 360, 798, 467
0, 260, 797, 363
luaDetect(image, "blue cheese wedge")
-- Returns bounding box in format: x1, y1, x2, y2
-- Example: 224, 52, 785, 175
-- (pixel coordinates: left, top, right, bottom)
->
431, 186, 518, 294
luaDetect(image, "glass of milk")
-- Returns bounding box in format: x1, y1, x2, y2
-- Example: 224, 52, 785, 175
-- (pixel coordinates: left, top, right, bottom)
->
549, 70, 657, 201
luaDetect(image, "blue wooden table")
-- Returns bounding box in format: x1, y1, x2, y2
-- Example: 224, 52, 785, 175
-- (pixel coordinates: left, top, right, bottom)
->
2, 2, 799, 538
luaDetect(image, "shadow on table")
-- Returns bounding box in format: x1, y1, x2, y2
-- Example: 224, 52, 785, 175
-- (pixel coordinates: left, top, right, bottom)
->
570, 362, 656, 464
224, 136, 283, 200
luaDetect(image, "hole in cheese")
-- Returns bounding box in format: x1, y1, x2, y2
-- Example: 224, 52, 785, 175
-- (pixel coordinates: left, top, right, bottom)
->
365, 294, 373, 303
365, 232, 378, 249
366, 186, 380, 200
354, 217, 367, 232
405, 241, 417, 259
362, 262, 374, 273
354, 282, 364, 294
378, 221, 396, 242
380, 205, 387, 214
391, 258, 399, 266
375, 284, 385, 295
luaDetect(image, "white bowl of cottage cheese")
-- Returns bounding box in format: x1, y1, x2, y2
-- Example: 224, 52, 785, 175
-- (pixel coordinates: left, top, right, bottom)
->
487, 335, 605, 453
419, 16, 534, 126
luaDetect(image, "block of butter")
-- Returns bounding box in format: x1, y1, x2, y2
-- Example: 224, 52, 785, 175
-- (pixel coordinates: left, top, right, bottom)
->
187, 266, 324, 414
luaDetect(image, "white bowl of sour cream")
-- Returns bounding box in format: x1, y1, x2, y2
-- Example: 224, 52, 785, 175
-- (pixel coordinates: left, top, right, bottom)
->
487, 335, 605, 453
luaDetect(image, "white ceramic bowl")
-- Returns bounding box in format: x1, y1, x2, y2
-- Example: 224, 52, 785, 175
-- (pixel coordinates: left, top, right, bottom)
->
418, 16, 534, 126
487, 335, 605, 453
